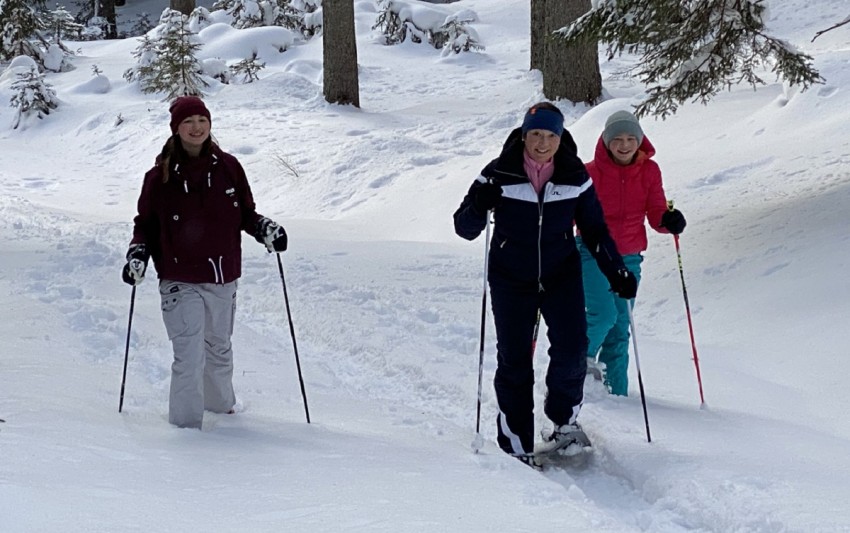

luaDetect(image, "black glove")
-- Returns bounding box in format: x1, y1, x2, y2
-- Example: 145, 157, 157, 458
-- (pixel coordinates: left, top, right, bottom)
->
121, 243, 150, 286
661, 209, 686, 235
254, 217, 288, 252
608, 268, 637, 299
473, 182, 503, 213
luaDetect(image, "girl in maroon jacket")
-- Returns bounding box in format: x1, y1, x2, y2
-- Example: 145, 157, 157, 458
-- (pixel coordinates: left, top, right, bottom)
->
122, 96, 287, 429
580, 110, 686, 396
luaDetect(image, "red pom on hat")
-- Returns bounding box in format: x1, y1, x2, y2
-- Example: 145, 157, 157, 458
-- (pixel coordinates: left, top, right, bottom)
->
169, 96, 211, 134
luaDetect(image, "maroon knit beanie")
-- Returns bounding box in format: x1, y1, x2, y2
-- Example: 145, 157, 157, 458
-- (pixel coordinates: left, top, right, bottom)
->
169, 96, 211, 134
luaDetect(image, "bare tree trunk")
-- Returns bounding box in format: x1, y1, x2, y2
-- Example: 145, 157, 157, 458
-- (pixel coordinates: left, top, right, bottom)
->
322, 0, 360, 107
100, 0, 117, 38
530, 0, 545, 71
542, 0, 601, 104
170, 0, 195, 16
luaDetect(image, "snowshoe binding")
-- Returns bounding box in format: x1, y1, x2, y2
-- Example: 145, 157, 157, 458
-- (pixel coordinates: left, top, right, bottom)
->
535, 423, 592, 457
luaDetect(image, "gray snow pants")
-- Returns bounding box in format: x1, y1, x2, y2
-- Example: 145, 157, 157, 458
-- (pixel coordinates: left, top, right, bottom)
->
159, 279, 238, 429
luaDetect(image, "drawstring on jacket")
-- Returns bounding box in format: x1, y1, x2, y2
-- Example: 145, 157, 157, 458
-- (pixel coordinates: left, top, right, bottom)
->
207, 256, 224, 284
176, 154, 219, 194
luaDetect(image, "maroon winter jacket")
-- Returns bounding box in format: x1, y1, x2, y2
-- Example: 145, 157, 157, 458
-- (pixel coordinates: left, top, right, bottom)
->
130, 144, 264, 284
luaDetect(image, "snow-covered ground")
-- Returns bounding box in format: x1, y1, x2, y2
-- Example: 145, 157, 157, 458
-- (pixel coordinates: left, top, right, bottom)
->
1, 0, 849, 531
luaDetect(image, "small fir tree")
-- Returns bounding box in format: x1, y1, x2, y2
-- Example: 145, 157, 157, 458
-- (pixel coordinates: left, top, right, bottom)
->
439, 11, 483, 55
124, 8, 208, 98
124, 12, 154, 38
229, 54, 265, 83
10, 66, 59, 129
47, 4, 84, 41
0, 0, 48, 63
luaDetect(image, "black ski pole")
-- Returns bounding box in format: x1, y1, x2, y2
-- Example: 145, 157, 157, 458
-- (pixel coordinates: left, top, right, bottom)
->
276, 253, 311, 424
472, 209, 492, 453
626, 300, 651, 442
119, 286, 136, 413
530, 308, 541, 359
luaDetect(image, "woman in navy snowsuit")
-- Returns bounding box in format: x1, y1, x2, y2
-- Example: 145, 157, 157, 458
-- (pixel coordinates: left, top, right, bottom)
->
453, 103, 637, 462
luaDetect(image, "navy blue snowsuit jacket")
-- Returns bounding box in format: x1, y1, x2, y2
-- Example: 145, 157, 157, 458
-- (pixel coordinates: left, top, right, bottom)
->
453, 127, 625, 290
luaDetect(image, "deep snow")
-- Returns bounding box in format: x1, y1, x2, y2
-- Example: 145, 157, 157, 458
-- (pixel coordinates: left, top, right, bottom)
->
1, 0, 849, 531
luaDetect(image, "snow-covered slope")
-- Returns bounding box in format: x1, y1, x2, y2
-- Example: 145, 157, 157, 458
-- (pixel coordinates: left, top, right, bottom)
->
1, 1, 849, 531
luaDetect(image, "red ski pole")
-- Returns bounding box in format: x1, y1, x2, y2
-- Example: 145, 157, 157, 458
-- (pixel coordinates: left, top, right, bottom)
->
667, 200, 706, 406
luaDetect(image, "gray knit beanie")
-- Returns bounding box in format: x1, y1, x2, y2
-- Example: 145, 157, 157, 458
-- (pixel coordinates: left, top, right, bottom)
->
602, 110, 644, 147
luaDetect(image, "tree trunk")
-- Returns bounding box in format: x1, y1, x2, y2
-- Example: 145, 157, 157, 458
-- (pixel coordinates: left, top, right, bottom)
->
100, 0, 118, 38
542, 0, 601, 104
170, 0, 195, 16
322, 0, 360, 107
530, 0, 544, 71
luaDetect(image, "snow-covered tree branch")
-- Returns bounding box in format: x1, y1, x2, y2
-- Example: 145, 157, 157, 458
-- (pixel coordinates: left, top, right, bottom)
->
558, 0, 824, 118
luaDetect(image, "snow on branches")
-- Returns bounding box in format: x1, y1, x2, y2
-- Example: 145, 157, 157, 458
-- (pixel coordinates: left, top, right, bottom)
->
9, 64, 58, 130
123, 8, 209, 99
373, 0, 483, 55
558, 0, 824, 118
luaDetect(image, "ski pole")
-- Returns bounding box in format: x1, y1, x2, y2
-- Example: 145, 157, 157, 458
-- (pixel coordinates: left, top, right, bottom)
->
626, 300, 651, 442
119, 286, 136, 413
276, 253, 311, 424
530, 308, 541, 359
667, 200, 706, 406
472, 209, 492, 453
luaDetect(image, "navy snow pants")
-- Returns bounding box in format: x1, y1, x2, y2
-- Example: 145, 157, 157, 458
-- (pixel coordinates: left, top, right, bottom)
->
490, 270, 588, 456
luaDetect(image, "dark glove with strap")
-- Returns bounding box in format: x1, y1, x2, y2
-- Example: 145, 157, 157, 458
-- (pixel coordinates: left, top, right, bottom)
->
254, 217, 288, 252
121, 243, 150, 286
607, 268, 637, 299
472, 182, 503, 214
661, 208, 686, 235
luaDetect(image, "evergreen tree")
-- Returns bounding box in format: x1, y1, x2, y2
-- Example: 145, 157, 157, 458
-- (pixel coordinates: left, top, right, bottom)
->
0, 0, 48, 62
557, 0, 823, 118
124, 12, 154, 38
47, 4, 84, 41
214, 0, 316, 35
229, 54, 265, 83
124, 9, 208, 99
10, 66, 58, 129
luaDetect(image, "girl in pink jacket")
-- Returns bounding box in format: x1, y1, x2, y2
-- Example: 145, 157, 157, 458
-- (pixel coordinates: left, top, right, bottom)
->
579, 110, 686, 395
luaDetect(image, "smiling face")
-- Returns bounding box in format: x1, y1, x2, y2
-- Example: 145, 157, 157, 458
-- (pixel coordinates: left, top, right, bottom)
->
524, 129, 561, 163
176, 115, 211, 156
607, 134, 640, 165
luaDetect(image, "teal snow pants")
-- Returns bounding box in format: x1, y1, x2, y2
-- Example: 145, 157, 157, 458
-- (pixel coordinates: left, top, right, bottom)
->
577, 237, 643, 396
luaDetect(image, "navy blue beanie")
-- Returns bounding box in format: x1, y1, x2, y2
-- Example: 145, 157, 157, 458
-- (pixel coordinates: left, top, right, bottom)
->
521, 107, 564, 137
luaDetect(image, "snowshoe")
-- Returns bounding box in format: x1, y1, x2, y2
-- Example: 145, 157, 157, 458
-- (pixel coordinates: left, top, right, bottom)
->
534, 423, 592, 457
586, 357, 606, 382
515, 454, 543, 471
